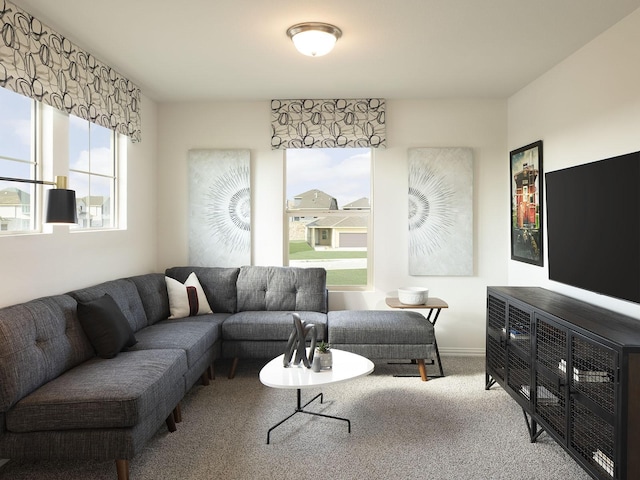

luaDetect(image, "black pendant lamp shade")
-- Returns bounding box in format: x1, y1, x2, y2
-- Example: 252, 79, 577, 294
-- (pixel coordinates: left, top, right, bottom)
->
0, 175, 77, 224
45, 188, 77, 224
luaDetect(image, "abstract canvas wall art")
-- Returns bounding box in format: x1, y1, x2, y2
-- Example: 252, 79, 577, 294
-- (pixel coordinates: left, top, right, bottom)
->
188, 149, 251, 266
408, 148, 473, 275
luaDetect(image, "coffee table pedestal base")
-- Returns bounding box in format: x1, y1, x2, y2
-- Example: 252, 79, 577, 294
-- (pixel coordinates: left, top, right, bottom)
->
267, 388, 351, 444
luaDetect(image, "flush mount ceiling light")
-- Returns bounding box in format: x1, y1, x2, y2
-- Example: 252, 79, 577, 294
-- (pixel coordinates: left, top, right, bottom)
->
286, 22, 342, 57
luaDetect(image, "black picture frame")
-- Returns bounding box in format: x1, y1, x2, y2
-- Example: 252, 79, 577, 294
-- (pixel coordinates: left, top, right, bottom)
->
510, 140, 543, 266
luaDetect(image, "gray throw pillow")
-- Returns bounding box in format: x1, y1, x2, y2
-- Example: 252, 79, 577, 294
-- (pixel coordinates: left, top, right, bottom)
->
77, 293, 138, 358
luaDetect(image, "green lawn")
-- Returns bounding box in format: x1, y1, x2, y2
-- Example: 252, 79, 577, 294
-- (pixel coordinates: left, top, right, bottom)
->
289, 241, 366, 285
289, 241, 366, 260
327, 269, 367, 285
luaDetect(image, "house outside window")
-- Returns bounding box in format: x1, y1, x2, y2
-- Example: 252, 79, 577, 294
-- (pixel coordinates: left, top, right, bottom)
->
285, 148, 372, 290
68, 115, 117, 229
0, 88, 38, 234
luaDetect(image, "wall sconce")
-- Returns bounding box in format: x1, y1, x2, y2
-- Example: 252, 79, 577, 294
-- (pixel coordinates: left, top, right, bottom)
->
0, 175, 77, 224
286, 22, 342, 57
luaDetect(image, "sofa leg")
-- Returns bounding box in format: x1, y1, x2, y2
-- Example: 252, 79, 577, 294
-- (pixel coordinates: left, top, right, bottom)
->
208, 364, 215, 380
228, 357, 239, 379
115, 459, 129, 480
201, 371, 211, 386
173, 403, 182, 423
417, 359, 428, 381
165, 412, 177, 432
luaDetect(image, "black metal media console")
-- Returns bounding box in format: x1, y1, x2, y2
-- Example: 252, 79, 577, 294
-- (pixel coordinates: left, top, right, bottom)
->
485, 287, 640, 480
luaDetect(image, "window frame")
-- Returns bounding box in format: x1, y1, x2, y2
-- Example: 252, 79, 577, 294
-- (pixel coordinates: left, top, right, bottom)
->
68, 116, 119, 231
0, 91, 41, 235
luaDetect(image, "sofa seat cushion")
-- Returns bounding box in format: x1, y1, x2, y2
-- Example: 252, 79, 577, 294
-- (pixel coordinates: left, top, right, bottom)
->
328, 310, 435, 345
222, 311, 327, 342
5, 349, 187, 433
129, 319, 221, 368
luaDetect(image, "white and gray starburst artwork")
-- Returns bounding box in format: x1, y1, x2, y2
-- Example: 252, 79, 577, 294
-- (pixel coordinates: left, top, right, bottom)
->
205, 167, 251, 252
188, 149, 251, 267
408, 148, 473, 276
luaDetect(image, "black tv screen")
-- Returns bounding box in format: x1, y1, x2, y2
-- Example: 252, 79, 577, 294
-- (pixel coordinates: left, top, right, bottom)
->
545, 151, 640, 304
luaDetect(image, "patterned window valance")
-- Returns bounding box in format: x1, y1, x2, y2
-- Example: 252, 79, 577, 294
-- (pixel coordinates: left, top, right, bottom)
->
0, 0, 141, 142
271, 98, 385, 149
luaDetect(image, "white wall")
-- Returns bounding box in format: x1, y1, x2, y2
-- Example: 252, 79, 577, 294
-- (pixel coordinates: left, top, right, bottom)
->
0, 94, 159, 307
508, 9, 640, 318
157, 98, 508, 355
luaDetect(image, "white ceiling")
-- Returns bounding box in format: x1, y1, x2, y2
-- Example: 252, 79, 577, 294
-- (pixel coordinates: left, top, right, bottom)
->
15, 0, 640, 102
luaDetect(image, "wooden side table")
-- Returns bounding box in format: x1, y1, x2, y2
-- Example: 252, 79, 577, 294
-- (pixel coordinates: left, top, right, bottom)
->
385, 296, 448, 377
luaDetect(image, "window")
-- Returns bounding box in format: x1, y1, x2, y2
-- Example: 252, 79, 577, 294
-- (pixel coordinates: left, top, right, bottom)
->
285, 148, 372, 289
68, 115, 117, 229
0, 88, 37, 234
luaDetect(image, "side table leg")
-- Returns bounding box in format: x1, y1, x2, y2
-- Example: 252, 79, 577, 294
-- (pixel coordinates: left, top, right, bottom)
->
417, 359, 428, 381
433, 338, 445, 377
428, 308, 445, 378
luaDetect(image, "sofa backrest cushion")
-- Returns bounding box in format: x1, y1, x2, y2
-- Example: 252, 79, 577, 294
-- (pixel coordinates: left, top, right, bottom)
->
128, 273, 170, 326
68, 279, 148, 332
236, 266, 328, 313
0, 295, 94, 411
165, 267, 240, 314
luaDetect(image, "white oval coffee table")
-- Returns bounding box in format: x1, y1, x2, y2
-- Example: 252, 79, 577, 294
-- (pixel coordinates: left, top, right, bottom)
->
260, 349, 374, 444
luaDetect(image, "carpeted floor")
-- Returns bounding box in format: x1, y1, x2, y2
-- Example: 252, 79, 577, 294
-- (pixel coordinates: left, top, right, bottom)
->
0, 356, 591, 480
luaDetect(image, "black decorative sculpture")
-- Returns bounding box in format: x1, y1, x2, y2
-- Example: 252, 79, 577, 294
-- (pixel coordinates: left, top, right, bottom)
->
283, 313, 317, 368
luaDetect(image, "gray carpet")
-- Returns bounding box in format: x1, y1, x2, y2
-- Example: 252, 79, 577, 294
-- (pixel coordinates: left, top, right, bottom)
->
0, 357, 591, 480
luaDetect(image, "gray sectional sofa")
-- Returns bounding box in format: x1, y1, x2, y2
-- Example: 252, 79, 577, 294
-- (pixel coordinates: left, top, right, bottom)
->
0, 265, 434, 480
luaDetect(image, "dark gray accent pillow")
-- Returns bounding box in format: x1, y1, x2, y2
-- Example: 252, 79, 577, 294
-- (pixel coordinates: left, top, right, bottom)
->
77, 293, 138, 359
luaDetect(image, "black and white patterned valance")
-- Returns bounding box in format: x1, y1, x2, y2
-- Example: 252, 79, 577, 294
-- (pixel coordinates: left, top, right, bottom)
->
0, 0, 141, 142
271, 98, 386, 149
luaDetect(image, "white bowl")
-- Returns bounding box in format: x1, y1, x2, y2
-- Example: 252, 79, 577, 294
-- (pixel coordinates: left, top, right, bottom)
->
398, 287, 428, 305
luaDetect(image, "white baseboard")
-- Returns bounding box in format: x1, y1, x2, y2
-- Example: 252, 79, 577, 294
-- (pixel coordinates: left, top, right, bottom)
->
439, 347, 485, 357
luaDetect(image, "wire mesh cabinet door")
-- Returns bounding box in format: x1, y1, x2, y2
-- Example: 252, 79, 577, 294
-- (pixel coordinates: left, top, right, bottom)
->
568, 332, 618, 479
486, 292, 507, 389
534, 314, 569, 444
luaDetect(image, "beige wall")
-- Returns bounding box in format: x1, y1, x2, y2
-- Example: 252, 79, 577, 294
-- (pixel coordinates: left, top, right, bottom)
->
0, 94, 159, 307
508, 9, 640, 319
157, 99, 508, 355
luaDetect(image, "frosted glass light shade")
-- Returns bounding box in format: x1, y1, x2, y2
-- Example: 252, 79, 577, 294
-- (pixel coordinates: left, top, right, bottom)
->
287, 22, 342, 57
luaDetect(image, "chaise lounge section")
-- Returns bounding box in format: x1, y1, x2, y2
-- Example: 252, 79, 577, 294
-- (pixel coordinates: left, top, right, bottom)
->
328, 310, 435, 381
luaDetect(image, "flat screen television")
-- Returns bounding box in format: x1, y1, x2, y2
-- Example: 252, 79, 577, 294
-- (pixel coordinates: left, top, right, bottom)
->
545, 150, 640, 304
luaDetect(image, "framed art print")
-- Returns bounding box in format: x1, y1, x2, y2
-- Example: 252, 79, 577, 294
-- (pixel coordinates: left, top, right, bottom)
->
510, 140, 543, 266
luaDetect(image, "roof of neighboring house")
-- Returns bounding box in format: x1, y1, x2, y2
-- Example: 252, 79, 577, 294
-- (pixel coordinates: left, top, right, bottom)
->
307, 216, 368, 228
0, 187, 30, 205
289, 189, 338, 210
343, 197, 370, 210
